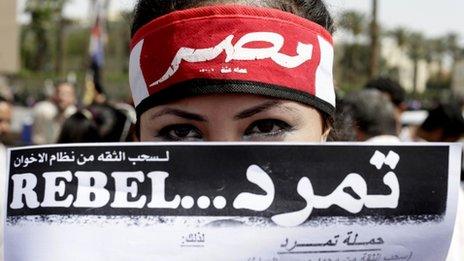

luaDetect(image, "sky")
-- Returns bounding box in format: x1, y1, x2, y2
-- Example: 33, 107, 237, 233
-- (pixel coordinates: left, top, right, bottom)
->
328, 0, 464, 41
17, 0, 464, 43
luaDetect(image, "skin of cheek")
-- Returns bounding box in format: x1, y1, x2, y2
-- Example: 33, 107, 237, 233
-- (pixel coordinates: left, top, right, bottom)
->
139, 95, 326, 142
277, 115, 325, 142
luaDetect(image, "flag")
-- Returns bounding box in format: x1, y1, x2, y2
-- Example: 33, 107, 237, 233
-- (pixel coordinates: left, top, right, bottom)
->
86, 0, 109, 102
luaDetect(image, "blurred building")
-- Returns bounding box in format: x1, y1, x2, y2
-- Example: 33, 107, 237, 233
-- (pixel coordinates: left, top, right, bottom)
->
334, 33, 439, 94
452, 60, 464, 97
381, 38, 438, 94
0, 0, 19, 74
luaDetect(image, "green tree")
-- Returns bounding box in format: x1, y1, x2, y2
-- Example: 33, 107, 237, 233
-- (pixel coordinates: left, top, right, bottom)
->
426, 37, 447, 74
53, 0, 70, 75
23, 0, 70, 72
337, 11, 369, 90
369, 0, 380, 78
389, 27, 409, 49
24, 0, 53, 71
445, 33, 461, 61
407, 32, 427, 94
339, 10, 366, 42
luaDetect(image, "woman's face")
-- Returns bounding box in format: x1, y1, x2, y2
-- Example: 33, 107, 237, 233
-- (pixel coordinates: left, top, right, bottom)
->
140, 94, 327, 142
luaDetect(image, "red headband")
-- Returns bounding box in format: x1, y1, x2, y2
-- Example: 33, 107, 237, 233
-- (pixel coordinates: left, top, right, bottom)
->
130, 5, 336, 117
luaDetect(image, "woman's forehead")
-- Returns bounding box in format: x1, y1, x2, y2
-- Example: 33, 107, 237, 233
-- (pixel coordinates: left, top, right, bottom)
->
140, 93, 321, 121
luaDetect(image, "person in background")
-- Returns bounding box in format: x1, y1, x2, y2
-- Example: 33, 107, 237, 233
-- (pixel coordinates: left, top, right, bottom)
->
56, 111, 100, 143
415, 103, 464, 142
340, 89, 400, 143
57, 104, 135, 143
32, 81, 77, 144
364, 77, 406, 117
0, 96, 12, 261
364, 77, 409, 138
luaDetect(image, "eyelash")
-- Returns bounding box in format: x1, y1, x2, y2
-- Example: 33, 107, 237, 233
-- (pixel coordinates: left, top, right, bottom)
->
157, 124, 202, 141
244, 119, 294, 138
155, 119, 294, 141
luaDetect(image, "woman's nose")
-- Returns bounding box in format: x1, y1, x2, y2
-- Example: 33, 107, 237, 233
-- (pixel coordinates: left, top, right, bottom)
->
205, 131, 241, 142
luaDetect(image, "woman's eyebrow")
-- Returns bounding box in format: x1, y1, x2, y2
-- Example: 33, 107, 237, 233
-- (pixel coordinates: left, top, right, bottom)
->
234, 100, 295, 120
150, 108, 207, 122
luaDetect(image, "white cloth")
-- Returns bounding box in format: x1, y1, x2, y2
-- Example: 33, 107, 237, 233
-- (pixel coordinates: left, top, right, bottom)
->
366, 135, 401, 143
447, 184, 464, 261
32, 101, 76, 144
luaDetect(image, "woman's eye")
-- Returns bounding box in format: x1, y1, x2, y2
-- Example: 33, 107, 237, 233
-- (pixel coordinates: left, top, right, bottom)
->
244, 119, 293, 138
157, 124, 202, 141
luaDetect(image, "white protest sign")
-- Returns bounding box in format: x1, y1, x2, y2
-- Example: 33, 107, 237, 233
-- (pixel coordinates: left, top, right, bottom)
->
4, 142, 461, 261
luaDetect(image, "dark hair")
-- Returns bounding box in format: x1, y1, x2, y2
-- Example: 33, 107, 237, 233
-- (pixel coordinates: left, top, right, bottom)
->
131, 0, 335, 37
342, 89, 398, 140
420, 103, 464, 141
57, 104, 135, 143
327, 95, 357, 141
0, 96, 9, 103
57, 112, 101, 143
364, 77, 405, 107
88, 104, 134, 142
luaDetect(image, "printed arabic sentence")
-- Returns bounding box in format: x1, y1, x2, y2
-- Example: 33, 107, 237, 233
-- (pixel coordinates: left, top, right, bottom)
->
280, 232, 384, 253
13, 150, 170, 167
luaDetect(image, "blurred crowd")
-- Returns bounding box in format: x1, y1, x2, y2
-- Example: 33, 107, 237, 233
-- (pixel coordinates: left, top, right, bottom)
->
330, 77, 464, 144
0, 80, 137, 147
2, 77, 464, 147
